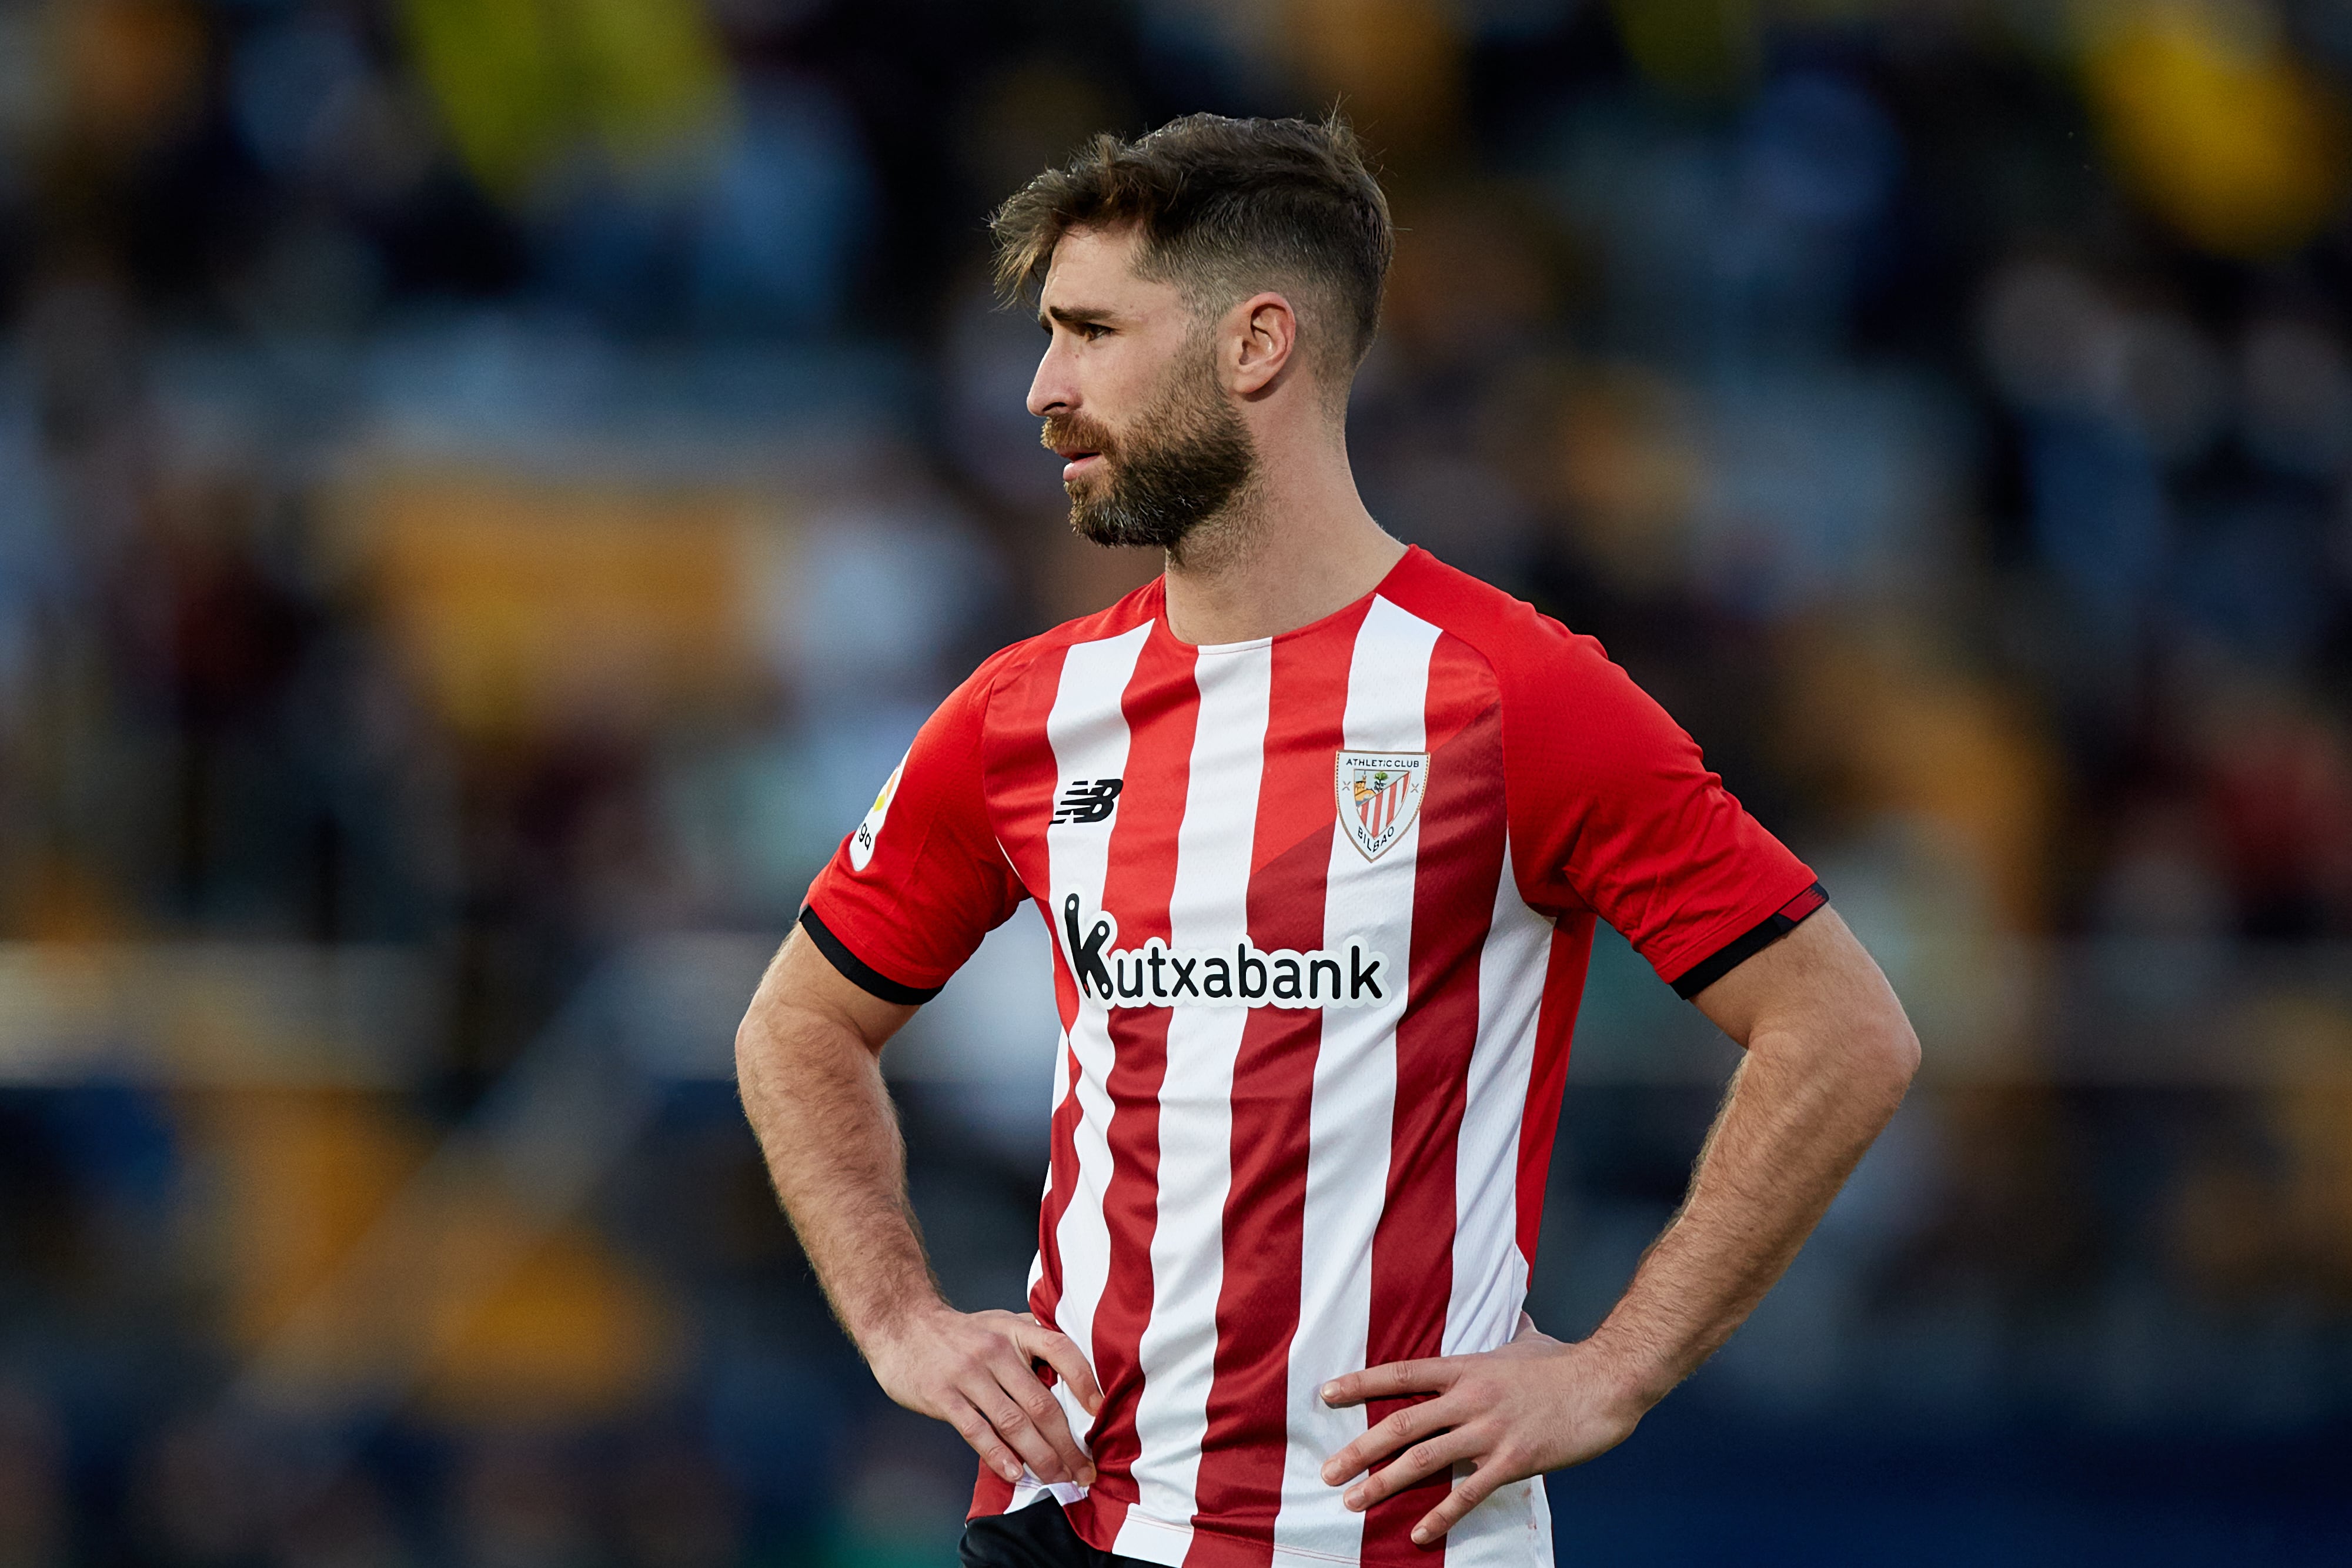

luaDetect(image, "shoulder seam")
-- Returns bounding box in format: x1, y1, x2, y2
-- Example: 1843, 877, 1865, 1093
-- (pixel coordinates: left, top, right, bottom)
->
1441, 626, 1540, 917
972, 647, 1028, 881
1383, 564, 1586, 921
964, 591, 1158, 877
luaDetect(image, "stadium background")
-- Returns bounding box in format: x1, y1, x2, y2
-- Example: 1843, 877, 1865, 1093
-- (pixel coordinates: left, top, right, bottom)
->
0, 0, 2349, 1562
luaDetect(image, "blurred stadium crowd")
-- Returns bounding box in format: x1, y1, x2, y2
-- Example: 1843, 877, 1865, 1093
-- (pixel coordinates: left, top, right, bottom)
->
0, 0, 2350, 1563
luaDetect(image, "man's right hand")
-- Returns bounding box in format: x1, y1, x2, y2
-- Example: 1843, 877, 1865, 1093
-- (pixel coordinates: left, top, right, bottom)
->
867, 1306, 1105, 1487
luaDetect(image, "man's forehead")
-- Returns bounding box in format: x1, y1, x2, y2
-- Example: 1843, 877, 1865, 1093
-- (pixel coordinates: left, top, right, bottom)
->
1040, 225, 1168, 308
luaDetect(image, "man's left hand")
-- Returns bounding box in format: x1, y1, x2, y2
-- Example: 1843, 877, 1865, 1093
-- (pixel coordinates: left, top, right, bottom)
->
1317, 1315, 1651, 1547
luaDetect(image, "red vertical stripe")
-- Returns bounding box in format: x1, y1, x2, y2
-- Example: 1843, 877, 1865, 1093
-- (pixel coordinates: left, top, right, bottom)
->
1189, 603, 1370, 1556
1515, 917, 1591, 1271
967, 638, 1073, 1522
1361, 642, 1506, 1558
984, 643, 1085, 1343
1065, 630, 1200, 1544
968, 1466, 1017, 1519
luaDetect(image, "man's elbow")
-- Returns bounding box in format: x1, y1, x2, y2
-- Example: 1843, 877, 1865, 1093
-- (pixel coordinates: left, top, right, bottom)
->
733, 1014, 765, 1085
734, 1009, 784, 1105
736, 989, 887, 1090
736, 991, 816, 1090
1859, 996, 1921, 1106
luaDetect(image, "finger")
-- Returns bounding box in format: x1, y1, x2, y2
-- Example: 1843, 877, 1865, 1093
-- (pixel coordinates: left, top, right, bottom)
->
1342, 1430, 1478, 1513
1017, 1322, 1105, 1417
1320, 1392, 1465, 1485
965, 1372, 1078, 1486
1320, 1357, 1456, 1409
1413, 1461, 1510, 1547
987, 1349, 1097, 1487
942, 1394, 1027, 1486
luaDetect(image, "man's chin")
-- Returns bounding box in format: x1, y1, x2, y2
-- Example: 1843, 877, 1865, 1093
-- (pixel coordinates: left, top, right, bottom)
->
1069, 503, 1163, 551
1068, 512, 1129, 549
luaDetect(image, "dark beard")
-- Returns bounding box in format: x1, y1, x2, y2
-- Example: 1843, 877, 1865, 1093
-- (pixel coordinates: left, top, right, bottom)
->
1043, 360, 1257, 554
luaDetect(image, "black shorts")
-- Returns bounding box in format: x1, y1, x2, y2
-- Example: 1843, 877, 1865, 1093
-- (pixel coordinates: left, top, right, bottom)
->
958, 1501, 1158, 1568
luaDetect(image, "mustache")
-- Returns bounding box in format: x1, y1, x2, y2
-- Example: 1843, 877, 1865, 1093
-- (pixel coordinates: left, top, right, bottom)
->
1041, 413, 1118, 459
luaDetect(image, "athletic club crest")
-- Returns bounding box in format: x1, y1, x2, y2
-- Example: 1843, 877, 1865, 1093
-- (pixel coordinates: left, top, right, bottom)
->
1334, 751, 1428, 862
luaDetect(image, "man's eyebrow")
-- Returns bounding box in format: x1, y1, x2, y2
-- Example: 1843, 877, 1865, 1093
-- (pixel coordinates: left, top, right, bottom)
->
1040, 303, 1114, 331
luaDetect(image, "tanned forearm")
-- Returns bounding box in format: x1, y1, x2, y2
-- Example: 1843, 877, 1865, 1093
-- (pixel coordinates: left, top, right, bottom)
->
734, 947, 938, 1347
1319, 908, 1917, 1545
1584, 992, 1915, 1405
735, 929, 1104, 1487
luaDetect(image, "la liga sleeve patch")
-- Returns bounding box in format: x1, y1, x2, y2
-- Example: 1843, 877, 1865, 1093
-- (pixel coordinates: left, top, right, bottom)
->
847, 751, 907, 872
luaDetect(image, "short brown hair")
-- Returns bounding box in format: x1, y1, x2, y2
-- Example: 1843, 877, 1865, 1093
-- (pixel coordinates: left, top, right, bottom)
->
991, 112, 1394, 377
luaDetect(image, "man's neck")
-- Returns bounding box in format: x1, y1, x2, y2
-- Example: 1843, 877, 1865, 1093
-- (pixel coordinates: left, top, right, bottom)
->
1158, 437, 1406, 646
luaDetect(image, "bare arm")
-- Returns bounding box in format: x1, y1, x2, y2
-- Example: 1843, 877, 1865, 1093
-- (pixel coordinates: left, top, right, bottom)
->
735, 927, 1102, 1486
1319, 907, 1918, 1543
1578, 905, 1919, 1399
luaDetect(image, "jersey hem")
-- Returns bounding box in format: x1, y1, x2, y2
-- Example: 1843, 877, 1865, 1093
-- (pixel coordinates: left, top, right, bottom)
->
1071, 1501, 1393, 1568
1095, 1505, 1192, 1565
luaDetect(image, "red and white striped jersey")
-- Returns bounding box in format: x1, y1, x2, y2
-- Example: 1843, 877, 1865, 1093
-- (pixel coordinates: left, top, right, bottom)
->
803, 547, 1820, 1567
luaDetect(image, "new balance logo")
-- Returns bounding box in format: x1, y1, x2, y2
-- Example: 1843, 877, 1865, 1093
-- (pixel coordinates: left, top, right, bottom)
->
1060, 898, 1388, 1011
1051, 778, 1124, 825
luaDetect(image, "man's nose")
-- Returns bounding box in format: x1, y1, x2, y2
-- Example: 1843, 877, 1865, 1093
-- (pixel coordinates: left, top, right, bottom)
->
1027, 342, 1074, 419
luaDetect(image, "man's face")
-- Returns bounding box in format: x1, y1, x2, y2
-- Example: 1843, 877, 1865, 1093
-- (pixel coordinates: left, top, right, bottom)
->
1027, 226, 1256, 553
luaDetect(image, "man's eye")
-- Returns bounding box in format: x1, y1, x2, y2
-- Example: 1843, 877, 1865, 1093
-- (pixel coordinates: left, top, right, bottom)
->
1081, 323, 1109, 341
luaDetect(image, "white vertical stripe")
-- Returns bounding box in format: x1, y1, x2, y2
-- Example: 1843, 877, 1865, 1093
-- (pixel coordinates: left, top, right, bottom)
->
1037, 623, 1152, 1500
1444, 838, 1554, 1358
1116, 643, 1272, 1559
1020, 1031, 1071, 1362
1437, 1468, 1553, 1567
1434, 835, 1562, 1565
1274, 596, 1442, 1561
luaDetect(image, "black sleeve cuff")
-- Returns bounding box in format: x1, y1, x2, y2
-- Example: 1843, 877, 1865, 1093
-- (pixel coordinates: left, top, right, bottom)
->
799, 907, 944, 1005
1669, 881, 1829, 1001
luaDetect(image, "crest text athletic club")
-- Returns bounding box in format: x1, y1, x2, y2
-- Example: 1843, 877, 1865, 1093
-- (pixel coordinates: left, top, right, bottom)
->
799, 547, 1824, 1567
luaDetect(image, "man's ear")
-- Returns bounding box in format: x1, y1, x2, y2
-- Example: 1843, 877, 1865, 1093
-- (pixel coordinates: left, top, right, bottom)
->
1227, 291, 1299, 397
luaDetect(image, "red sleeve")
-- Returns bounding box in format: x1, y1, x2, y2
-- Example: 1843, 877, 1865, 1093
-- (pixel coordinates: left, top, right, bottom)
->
1500, 619, 1822, 997
801, 663, 1024, 1002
